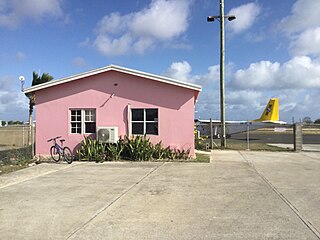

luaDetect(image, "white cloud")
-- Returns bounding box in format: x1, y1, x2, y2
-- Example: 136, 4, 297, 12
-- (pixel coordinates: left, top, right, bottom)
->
279, 56, 320, 88
226, 2, 261, 34
231, 56, 320, 90
94, 34, 132, 57
278, 0, 320, 58
279, 0, 320, 35
0, 75, 28, 120
132, 37, 154, 54
203, 65, 220, 83
290, 27, 320, 57
130, 0, 190, 40
0, 75, 13, 91
96, 12, 128, 35
165, 61, 191, 82
93, 0, 192, 56
232, 61, 280, 89
227, 90, 262, 105
165, 56, 320, 121
0, 0, 64, 28
182, 56, 320, 121
165, 61, 223, 86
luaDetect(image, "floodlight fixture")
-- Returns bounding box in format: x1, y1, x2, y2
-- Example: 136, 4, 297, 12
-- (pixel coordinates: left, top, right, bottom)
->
19, 75, 25, 92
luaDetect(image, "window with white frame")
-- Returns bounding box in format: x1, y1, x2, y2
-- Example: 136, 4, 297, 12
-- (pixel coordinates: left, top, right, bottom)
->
70, 109, 96, 134
131, 108, 158, 135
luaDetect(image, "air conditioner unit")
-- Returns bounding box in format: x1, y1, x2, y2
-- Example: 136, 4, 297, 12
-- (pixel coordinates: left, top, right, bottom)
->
97, 127, 119, 143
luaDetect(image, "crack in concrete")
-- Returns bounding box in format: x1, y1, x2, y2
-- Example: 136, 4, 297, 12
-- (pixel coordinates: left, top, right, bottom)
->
239, 151, 320, 239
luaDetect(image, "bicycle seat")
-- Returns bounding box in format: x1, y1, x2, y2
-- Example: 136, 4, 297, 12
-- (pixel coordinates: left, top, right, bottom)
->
60, 139, 66, 143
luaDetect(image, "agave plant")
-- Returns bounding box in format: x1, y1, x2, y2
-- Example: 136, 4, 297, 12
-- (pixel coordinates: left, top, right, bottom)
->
77, 136, 105, 162
105, 142, 124, 161
122, 135, 154, 161
153, 142, 165, 160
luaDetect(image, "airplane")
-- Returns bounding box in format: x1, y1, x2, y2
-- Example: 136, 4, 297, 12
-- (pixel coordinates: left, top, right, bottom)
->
195, 98, 287, 138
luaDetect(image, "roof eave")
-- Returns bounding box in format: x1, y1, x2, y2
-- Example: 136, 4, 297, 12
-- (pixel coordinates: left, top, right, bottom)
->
23, 65, 202, 94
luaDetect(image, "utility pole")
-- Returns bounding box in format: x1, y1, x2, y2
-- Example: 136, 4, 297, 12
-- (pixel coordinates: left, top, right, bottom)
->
219, 0, 226, 148
207, 0, 235, 148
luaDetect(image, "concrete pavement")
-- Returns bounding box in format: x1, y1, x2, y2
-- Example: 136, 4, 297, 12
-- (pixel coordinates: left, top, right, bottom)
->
1, 151, 320, 239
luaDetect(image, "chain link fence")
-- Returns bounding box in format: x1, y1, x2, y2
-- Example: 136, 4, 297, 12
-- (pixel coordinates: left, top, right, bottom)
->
196, 121, 320, 152
302, 124, 320, 151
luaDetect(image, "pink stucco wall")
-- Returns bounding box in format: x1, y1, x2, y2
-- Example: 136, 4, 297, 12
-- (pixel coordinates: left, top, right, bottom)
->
35, 70, 196, 157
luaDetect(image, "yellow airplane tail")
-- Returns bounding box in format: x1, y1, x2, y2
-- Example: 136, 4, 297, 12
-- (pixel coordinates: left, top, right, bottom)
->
252, 98, 279, 122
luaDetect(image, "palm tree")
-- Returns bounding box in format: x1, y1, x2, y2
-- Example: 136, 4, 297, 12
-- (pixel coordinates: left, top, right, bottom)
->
26, 71, 53, 145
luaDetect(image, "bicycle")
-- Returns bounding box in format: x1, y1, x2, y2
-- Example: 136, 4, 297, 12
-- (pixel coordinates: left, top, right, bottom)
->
47, 136, 73, 164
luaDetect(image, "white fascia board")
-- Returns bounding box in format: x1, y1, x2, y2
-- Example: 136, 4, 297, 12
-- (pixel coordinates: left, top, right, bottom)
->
23, 66, 113, 94
111, 65, 202, 92
24, 65, 202, 94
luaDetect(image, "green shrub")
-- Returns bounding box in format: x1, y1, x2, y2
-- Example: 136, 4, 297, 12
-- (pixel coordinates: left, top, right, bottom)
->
0, 146, 32, 165
77, 135, 191, 162
77, 136, 105, 162
173, 148, 190, 160
152, 142, 165, 159
104, 142, 124, 161
121, 135, 154, 161
195, 136, 209, 150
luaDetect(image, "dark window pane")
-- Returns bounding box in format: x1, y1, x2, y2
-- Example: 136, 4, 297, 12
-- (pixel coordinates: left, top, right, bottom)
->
71, 123, 81, 133
85, 122, 96, 133
146, 109, 158, 121
132, 123, 144, 135
146, 123, 158, 135
71, 115, 76, 121
132, 109, 144, 121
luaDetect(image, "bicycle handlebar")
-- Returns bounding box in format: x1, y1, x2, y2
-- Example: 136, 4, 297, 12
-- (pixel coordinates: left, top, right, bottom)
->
47, 136, 62, 142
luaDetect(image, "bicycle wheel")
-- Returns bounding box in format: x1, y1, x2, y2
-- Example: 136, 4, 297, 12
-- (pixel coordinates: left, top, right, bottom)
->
63, 147, 73, 164
50, 146, 61, 162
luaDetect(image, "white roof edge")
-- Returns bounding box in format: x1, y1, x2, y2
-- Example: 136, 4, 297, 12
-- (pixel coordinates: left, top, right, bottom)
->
24, 65, 202, 94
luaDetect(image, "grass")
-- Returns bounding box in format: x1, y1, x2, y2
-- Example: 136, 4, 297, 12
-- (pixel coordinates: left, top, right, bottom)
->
196, 138, 290, 152
0, 163, 30, 175
194, 153, 210, 163
0, 146, 34, 175
217, 139, 289, 151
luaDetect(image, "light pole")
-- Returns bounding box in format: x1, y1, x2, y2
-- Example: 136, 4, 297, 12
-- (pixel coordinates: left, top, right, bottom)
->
207, 0, 235, 148
19, 75, 25, 92
19, 75, 34, 157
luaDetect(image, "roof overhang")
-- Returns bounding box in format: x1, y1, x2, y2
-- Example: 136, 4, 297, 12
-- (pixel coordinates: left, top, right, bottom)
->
23, 65, 202, 101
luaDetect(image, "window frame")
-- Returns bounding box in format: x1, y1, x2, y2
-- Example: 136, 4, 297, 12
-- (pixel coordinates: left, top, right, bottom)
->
131, 108, 158, 136
70, 109, 96, 134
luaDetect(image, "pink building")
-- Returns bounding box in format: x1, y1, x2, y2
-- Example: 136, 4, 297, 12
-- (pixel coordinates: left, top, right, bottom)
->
24, 65, 202, 157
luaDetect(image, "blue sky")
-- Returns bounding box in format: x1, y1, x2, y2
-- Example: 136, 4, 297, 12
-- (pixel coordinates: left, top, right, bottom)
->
1, 0, 320, 122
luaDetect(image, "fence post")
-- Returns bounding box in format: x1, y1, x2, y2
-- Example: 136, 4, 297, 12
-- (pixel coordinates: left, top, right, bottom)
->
210, 118, 213, 149
22, 125, 25, 146
294, 123, 303, 151
246, 122, 250, 151
31, 123, 35, 158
